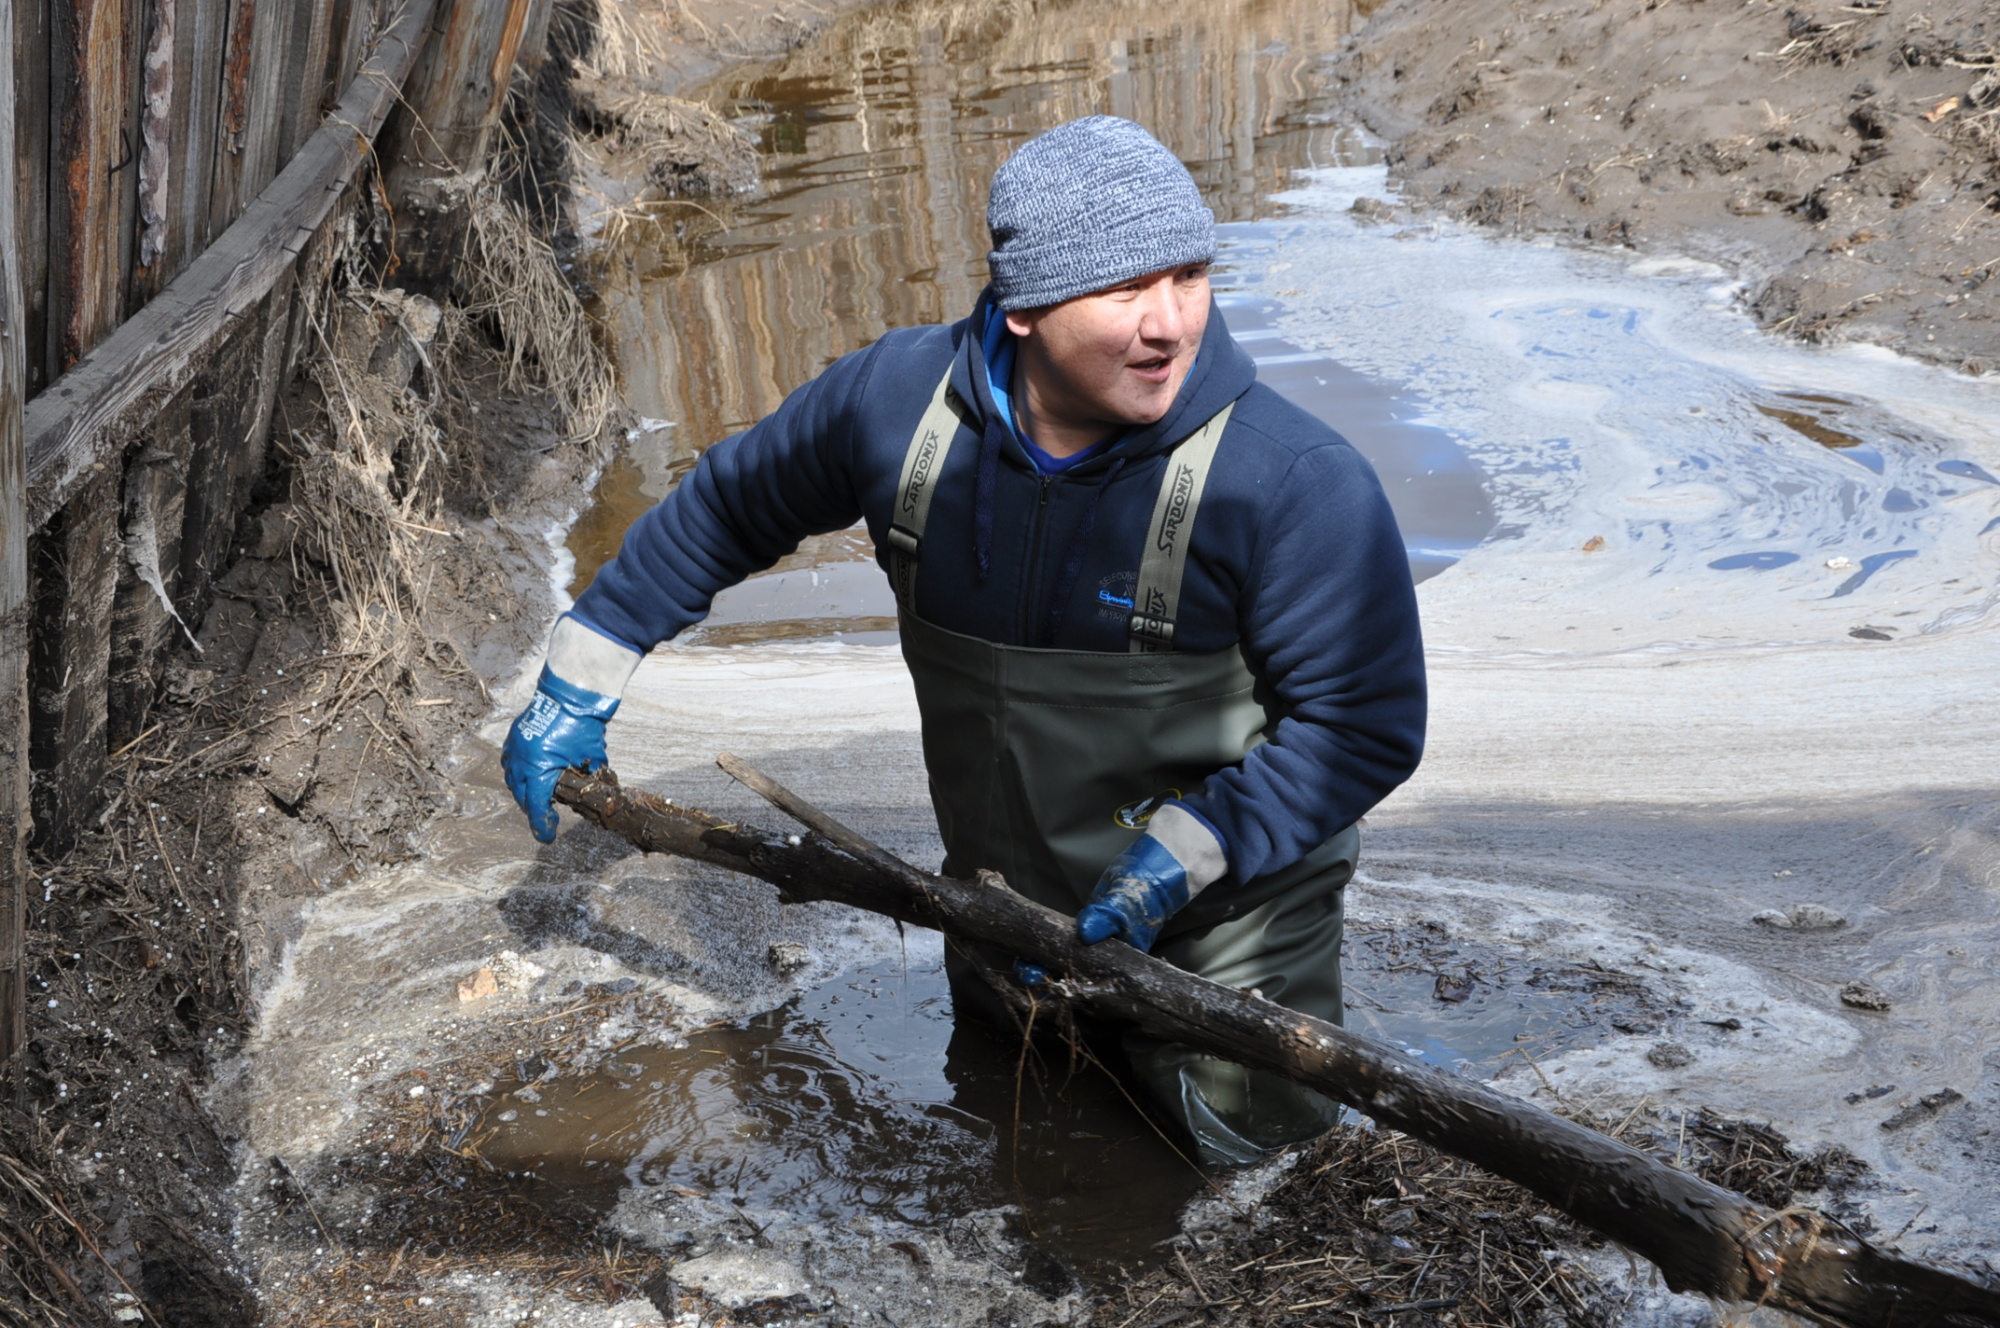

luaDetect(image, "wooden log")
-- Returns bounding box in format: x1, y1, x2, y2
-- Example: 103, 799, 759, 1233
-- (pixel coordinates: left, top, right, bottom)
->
1, 0, 34, 1069
22, 0, 436, 531
379, 0, 542, 287
26, 470, 122, 855
556, 762, 2000, 1328
49, 0, 134, 373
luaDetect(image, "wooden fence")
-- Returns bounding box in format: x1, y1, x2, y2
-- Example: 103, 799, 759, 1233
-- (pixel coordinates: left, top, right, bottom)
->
0, 0, 557, 1067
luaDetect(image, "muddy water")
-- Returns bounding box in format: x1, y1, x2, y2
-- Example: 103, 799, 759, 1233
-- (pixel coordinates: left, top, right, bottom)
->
472, 936, 1665, 1271
511, 0, 2000, 1301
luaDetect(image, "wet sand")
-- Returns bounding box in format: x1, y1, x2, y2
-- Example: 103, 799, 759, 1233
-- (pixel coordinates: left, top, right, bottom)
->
1329, 0, 2000, 372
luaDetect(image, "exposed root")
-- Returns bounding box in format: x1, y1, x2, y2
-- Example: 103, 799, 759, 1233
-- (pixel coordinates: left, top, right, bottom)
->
458, 188, 618, 441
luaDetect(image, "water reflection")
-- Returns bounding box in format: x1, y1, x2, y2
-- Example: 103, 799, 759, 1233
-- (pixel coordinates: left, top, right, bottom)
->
573, 0, 1397, 590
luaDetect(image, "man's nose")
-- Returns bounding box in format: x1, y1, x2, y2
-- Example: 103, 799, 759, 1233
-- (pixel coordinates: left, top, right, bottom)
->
1135, 277, 1187, 343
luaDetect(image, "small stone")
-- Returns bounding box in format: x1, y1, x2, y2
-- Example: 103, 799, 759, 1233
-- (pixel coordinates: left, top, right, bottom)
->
1647, 1042, 1695, 1069
457, 968, 499, 1002
1845, 1084, 1895, 1104
669, 1249, 808, 1308
1433, 969, 1474, 1003
767, 941, 811, 975
1581, 535, 1606, 552
1788, 904, 1846, 931
488, 950, 547, 992
1755, 905, 1845, 931
1840, 980, 1891, 1011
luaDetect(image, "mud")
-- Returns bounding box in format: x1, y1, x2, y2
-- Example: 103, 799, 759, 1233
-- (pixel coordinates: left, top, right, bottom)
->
1327, 0, 2000, 371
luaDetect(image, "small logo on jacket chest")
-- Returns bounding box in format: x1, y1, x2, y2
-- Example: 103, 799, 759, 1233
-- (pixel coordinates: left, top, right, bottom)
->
1096, 570, 1137, 622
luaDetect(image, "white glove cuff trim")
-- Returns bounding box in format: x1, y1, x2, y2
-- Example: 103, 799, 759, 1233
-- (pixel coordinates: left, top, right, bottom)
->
1148, 803, 1228, 897
546, 615, 643, 699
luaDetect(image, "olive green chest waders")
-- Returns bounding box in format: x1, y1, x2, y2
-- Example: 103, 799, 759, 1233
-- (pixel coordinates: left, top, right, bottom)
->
889, 370, 1360, 1166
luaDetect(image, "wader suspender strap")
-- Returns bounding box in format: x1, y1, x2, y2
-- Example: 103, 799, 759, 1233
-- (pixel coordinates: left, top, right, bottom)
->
886, 365, 1234, 645
888, 371, 965, 610
1128, 403, 1232, 654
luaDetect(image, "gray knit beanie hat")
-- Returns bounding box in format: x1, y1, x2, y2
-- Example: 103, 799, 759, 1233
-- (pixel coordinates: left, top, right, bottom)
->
986, 117, 1216, 311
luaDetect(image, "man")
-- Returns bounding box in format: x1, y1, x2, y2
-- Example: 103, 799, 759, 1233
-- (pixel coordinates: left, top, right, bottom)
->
503, 116, 1426, 1165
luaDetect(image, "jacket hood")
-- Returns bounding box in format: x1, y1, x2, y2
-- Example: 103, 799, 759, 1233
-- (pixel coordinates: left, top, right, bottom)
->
947, 284, 1256, 476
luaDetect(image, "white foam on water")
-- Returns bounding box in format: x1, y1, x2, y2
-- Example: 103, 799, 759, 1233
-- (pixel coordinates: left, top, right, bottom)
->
1221, 166, 2000, 659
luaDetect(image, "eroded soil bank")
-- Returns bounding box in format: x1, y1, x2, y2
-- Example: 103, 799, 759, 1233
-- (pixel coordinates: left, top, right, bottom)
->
1329, 0, 2000, 370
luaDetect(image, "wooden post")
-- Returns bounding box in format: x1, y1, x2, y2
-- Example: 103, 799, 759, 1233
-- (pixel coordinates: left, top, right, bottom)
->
49, 0, 133, 373
27, 470, 121, 856
2, 0, 33, 1068
380, 0, 543, 287
14, 0, 51, 399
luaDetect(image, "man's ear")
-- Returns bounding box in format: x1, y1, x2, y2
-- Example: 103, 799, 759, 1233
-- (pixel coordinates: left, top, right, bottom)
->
1004, 307, 1039, 340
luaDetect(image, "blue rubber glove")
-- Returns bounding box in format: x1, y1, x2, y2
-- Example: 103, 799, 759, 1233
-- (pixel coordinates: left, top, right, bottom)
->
503, 669, 618, 842
502, 616, 643, 843
1075, 802, 1228, 953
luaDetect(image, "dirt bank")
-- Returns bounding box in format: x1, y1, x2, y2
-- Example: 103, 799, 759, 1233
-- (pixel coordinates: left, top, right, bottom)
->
1329, 0, 1999, 370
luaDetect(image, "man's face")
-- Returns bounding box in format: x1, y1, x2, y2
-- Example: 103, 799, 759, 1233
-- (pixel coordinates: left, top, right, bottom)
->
1006, 263, 1212, 432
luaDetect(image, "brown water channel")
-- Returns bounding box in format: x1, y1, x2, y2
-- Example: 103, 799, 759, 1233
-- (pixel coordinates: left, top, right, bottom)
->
515, 0, 1523, 1279
569, 0, 1491, 615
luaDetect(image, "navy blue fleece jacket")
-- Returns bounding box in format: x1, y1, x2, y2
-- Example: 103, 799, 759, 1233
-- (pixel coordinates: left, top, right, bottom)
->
571, 290, 1427, 888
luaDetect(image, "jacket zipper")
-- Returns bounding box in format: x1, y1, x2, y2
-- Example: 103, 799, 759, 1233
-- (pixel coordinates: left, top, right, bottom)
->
1018, 473, 1057, 646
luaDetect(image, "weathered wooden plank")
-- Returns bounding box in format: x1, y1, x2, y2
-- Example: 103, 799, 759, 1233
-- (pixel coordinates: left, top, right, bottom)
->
27, 468, 121, 855
204, 0, 259, 231
169, 0, 229, 268
49, 0, 134, 373
14, 0, 52, 399
133, 0, 179, 300
278, 0, 338, 165
381, 0, 540, 284
177, 298, 265, 622
107, 390, 194, 748
2, 0, 35, 1068
232, 0, 297, 202
23, 0, 436, 531
326, 0, 369, 99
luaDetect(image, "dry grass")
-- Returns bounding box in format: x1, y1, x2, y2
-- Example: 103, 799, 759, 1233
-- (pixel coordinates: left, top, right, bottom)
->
460, 189, 618, 441
1087, 1099, 1871, 1328
574, 76, 760, 199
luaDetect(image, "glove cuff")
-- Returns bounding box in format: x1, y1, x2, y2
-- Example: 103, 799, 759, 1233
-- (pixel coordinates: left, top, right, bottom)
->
1148, 801, 1228, 897
546, 613, 643, 700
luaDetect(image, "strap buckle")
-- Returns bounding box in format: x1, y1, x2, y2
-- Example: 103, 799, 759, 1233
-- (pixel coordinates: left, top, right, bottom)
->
1128, 611, 1175, 649
886, 525, 921, 558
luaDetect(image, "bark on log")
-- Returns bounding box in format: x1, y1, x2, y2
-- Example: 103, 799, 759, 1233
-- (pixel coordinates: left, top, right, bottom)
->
556, 762, 2000, 1328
